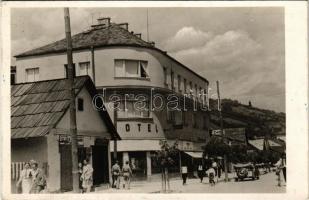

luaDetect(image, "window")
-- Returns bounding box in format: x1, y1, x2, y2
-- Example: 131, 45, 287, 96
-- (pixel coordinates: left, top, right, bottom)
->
195, 84, 198, 97
114, 59, 149, 78
199, 87, 202, 100
193, 113, 198, 128
25, 68, 39, 82
174, 110, 183, 126
189, 82, 193, 94
11, 66, 16, 85
183, 110, 187, 126
79, 62, 90, 76
203, 115, 208, 130
163, 67, 168, 85
117, 100, 150, 118
183, 78, 187, 93
171, 70, 174, 90
177, 75, 182, 92
77, 98, 84, 111
64, 64, 76, 78
167, 109, 174, 122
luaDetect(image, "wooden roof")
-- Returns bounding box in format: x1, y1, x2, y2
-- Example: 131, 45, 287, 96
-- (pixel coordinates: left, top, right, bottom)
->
11, 76, 120, 140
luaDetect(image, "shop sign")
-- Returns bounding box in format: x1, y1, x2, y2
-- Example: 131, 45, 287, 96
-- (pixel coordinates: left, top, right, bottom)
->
59, 135, 71, 145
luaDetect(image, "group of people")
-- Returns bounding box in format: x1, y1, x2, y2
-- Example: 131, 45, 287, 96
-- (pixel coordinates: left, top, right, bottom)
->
181, 159, 222, 186
78, 158, 94, 193
16, 160, 46, 194
111, 160, 132, 189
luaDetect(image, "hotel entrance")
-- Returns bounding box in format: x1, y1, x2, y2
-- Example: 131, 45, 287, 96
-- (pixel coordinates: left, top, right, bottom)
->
129, 151, 147, 180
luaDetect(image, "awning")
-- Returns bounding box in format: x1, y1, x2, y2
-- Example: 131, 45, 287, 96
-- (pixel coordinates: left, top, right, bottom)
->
248, 139, 264, 151
184, 151, 203, 158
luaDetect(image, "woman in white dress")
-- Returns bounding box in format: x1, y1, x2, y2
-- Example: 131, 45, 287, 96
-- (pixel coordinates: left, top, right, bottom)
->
16, 162, 32, 193
81, 159, 93, 193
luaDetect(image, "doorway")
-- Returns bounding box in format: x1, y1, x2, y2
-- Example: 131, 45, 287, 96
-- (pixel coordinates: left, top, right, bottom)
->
92, 145, 109, 186
60, 145, 73, 191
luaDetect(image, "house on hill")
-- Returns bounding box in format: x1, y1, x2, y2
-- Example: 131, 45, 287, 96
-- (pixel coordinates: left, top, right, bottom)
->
11, 76, 120, 192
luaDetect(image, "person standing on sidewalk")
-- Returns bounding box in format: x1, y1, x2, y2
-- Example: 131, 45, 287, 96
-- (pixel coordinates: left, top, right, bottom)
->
81, 158, 93, 193
197, 163, 204, 183
112, 161, 121, 189
181, 165, 188, 185
122, 161, 132, 189
30, 160, 46, 193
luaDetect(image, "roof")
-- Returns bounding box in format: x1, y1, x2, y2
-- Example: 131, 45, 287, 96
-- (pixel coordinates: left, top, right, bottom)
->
11, 76, 120, 140
15, 24, 208, 83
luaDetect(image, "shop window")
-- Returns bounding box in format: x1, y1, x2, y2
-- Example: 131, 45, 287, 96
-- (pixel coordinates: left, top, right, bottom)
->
77, 98, 84, 111
114, 59, 149, 78
25, 68, 39, 82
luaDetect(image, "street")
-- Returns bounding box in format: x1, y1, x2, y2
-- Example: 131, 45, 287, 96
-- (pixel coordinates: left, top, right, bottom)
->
96, 171, 286, 193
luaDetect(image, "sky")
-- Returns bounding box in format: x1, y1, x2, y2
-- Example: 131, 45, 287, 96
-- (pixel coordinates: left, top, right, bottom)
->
11, 7, 285, 112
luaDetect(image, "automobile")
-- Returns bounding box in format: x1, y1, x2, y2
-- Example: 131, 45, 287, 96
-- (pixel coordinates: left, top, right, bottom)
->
234, 163, 260, 181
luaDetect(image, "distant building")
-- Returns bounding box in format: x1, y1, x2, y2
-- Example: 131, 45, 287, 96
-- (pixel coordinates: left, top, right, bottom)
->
14, 17, 210, 179
11, 76, 120, 192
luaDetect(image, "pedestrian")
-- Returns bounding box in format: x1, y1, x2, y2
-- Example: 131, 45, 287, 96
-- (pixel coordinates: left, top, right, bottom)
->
78, 162, 83, 193
212, 159, 218, 177
197, 163, 204, 183
206, 167, 216, 186
217, 161, 222, 179
112, 161, 121, 189
275, 153, 286, 186
30, 160, 46, 193
122, 161, 132, 189
181, 165, 188, 185
16, 162, 32, 194
81, 158, 93, 193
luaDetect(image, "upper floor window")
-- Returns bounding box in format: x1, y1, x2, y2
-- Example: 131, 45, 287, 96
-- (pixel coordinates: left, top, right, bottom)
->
79, 62, 90, 76
189, 82, 193, 93
183, 78, 187, 93
64, 63, 76, 78
177, 75, 182, 92
199, 87, 202, 99
11, 66, 16, 85
171, 70, 174, 90
163, 67, 168, 85
114, 59, 149, 79
25, 68, 39, 82
77, 98, 84, 111
117, 100, 150, 118
195, 84, 198, 97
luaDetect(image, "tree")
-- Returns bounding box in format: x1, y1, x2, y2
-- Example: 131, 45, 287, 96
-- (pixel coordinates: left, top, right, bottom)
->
155, 140, 179, 193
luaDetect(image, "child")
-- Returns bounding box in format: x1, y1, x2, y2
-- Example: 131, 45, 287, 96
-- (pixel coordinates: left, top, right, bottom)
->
206, 167, 216, 186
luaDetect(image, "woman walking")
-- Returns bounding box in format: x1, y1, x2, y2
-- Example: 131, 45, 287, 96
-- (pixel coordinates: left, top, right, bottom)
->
81, 159, 93, 193
16, 162, 32, 193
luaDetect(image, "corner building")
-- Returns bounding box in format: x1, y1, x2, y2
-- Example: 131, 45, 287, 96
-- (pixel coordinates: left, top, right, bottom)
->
14, 18, 211, 179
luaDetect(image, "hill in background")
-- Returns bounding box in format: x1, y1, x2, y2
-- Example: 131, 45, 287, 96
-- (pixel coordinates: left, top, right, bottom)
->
209, 99, 286, 140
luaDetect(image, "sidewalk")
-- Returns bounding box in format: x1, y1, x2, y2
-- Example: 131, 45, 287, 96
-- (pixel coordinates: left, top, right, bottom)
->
95, 172, 285, 193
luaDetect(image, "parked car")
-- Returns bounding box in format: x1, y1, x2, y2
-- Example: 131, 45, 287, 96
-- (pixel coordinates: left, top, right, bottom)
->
234, 163, 260, 181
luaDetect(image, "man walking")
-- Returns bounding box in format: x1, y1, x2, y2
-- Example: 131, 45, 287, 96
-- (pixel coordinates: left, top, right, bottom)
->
181, 165, 188, 185
30, 160, 46, 193
122, 161, 132, 189
112, 161, 121, 189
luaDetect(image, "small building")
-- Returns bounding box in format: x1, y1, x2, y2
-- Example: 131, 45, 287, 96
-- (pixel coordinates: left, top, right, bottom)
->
11, 76, 120, 192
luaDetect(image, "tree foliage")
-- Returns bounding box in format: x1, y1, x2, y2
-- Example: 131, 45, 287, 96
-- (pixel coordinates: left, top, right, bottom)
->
156, 140, 179, 169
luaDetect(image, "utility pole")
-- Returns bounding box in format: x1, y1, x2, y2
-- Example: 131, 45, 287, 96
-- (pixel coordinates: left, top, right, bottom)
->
64, 8, 79, 192
216, 80, 228, 182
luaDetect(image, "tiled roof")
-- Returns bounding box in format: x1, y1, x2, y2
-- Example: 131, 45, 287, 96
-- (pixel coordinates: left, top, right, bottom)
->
11, 76, 120, 139
15, 24, 153, 58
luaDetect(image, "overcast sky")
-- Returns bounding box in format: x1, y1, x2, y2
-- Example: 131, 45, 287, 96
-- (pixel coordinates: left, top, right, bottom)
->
11, 7, 285, 112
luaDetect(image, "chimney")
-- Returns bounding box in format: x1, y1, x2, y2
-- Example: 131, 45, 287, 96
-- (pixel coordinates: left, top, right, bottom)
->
134, 33, 142, 39
97, 17, 111, 27
117, 23, 129, 30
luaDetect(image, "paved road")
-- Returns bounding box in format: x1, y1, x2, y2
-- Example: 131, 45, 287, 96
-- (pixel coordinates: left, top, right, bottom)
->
96, 171, 286, 193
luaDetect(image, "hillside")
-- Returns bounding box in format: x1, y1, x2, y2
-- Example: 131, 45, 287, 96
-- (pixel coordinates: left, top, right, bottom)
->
209, 99, 286, 139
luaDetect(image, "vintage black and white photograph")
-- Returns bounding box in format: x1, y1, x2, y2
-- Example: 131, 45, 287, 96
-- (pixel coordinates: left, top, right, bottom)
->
8, 5, 289, 194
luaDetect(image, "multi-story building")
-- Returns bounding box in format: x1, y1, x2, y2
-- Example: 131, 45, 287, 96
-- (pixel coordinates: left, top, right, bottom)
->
14, 17, 210, 179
